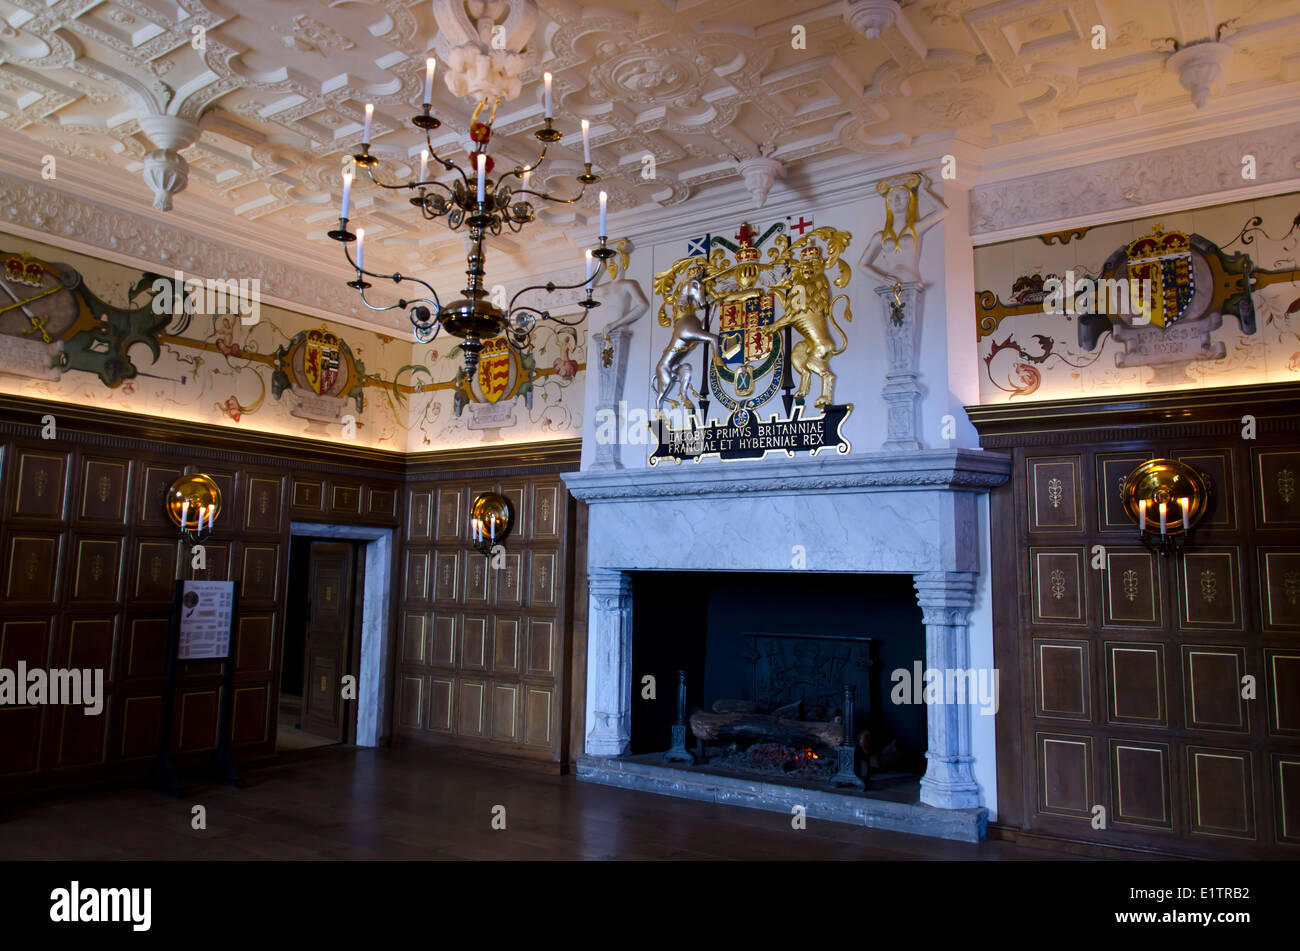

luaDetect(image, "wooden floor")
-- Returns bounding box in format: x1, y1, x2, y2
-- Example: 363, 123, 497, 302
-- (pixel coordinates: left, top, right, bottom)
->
0, 747, 1076, 860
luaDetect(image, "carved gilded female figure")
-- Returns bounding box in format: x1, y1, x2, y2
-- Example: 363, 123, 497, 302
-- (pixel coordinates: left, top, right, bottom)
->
858, 173, 948, 286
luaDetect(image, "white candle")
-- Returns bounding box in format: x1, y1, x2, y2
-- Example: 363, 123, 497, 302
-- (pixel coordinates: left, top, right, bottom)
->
363, 103, 373, 143
585, 249, 593, 291
1158, 501, 1167, 536
476, 153, 486, 205
581, 119, 591, 164
419, 148, 428, 182
1138, 499, 1147, 532
522, 169, 531, 193
197, 505, 206, 533
599, 190, 607, 236
208, 504, 216, 534
543, 72, 553, 119
356, 227, 365, 270
180, 499, 189, 531
341, 166, 353, 219
1178, 496, 1189, 528
424, 58, 436, 105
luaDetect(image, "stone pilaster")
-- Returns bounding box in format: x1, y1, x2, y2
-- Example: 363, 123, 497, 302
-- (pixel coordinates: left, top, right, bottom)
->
912, 570, 982, 809
875, 282, 924, 451
585, 567, 634, 755
589, 330, 631, 470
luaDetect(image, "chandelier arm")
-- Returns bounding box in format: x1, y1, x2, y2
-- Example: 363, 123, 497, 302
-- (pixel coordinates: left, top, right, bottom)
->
342, 243, 442, 310
537, 311, 587, 327
493, 146, 549, 192
506, 256, 607, 313
526, 182, 589, 205
423, 132, 469, 186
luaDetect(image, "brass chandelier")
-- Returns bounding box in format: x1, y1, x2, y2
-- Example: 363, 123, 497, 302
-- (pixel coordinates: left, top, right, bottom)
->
328, 61, 614, 376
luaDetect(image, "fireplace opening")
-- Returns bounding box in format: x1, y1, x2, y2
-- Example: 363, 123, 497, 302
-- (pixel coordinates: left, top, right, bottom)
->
629, 571, 926, 792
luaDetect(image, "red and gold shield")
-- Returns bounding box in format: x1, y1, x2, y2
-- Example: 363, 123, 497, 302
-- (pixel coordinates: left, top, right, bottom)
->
303, 329, 341, 395
476, 336, 512, 404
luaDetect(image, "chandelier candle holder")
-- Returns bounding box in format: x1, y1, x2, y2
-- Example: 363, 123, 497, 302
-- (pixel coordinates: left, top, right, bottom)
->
328, 70, 617, 376
1121, 459, 1209, 557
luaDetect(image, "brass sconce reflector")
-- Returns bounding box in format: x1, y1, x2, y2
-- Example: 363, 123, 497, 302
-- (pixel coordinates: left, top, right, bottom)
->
1121, 459, 1208, 537
166, 473, 223, 536
469, 492, 513, 552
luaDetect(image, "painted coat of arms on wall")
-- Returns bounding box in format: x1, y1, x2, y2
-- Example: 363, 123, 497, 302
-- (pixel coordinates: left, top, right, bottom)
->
451, 333, 537, 435
272, 327, 366, 428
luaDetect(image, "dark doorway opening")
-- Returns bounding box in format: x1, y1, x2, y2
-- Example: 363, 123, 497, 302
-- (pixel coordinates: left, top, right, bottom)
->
277, 537, 365, 752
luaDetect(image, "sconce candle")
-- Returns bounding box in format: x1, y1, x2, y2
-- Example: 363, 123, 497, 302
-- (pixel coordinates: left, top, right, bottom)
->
469, 492, 514, 556
363, 103, 373, 143
419, 148, 428, 182
355, 228, 365, 270
581, 119, 591, 164
585, 249, 594, 291
1121, 458, 1209, 557
424, 58, 436, 105
543, 72, 553, 119
166, 473, 222, 538
476, 153, 486, 205
522, 169, 531, 193
599, 190, 607, 237
341, 166, 353, 219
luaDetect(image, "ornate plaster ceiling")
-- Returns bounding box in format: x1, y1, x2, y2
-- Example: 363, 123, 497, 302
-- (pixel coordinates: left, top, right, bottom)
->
1, 0, 1299, 322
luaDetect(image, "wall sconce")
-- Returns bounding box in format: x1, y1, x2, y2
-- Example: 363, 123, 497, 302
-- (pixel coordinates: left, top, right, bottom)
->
166, 473, 222, 542
1121, 459, 1209, 557
469, 492, 513, 557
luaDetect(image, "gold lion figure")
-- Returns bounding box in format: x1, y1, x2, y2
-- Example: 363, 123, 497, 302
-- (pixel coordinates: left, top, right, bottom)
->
763, 227, 853, 408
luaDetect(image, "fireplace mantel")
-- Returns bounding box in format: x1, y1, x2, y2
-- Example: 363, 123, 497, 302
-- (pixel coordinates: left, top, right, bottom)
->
564, 449, 1011, 501
563, 448, 1011, 825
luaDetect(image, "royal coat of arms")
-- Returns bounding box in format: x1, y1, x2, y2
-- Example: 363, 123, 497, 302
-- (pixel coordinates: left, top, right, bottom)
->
1126, 226, 1195, 328
649, 223, 854, 463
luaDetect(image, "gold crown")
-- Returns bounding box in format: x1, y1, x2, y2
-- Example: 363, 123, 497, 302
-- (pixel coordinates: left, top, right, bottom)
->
736, 245, 760, 263
799, 244, 823, 259
1129, 224, 1190, 259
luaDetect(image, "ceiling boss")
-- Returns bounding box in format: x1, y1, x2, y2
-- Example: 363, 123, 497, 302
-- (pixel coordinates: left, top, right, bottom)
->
329, 0, 614, 377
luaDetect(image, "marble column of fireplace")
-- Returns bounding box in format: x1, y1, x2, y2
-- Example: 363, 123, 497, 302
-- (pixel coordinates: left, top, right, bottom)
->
563, 450, 1011, 811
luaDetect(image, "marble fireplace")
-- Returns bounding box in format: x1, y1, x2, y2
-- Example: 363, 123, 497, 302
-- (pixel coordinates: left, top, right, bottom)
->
563, 448, 1011, 840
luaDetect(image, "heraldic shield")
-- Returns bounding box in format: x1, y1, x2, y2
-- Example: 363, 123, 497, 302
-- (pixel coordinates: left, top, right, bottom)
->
711, 291, 785, 410
304, 329, 341, 395
473, 336, 515, 404
1127, 226, 1195, 328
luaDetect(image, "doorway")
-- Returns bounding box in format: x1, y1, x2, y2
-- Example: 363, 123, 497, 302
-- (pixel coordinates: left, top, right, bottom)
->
277, 537, 364, 751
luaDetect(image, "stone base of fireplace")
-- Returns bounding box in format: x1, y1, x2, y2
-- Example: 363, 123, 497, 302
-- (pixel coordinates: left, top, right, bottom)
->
578, 754, 988, 843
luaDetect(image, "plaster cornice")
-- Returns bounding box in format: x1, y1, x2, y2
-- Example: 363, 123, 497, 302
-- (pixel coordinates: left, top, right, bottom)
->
969, 120, 1300, 243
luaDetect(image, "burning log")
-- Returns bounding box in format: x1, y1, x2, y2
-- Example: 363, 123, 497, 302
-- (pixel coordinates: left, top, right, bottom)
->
689, 710, 843, 749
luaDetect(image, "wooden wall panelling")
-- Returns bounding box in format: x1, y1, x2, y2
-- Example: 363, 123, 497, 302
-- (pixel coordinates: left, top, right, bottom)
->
0, 393, 407, 796
393, 454, 580, 769
971, 382, 1300, 858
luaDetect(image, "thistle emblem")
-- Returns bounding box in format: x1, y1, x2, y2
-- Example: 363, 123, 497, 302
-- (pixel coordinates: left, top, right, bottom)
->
1200, 569, 1218, 604
1278, 468, 1295, 504
1122, 569, 1140, 603
1050, 568, 1067, 600
1047, 477, 1064, 510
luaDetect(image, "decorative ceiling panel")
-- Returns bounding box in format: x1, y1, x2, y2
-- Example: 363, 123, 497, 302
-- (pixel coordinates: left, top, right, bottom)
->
0, 0, 1297, 310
